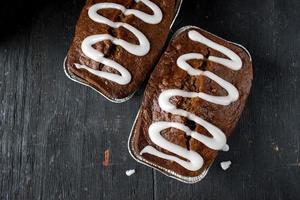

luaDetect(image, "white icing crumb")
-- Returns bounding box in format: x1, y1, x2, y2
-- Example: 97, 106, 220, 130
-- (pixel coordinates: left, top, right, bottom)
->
222, 144, 230, 152
126, 169, 136, 176
220, 161, 232, 171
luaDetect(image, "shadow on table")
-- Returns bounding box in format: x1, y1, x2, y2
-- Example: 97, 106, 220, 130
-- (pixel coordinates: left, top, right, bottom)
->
0, 0, 63, 44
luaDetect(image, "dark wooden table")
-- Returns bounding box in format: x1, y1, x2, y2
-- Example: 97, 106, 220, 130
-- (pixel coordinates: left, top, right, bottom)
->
1, 0, 300, 199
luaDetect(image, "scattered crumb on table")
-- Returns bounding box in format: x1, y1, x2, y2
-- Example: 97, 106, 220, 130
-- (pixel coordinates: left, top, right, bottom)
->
102, 149, 110, 167
220, 161, 232, 171
126, 169, 136, 176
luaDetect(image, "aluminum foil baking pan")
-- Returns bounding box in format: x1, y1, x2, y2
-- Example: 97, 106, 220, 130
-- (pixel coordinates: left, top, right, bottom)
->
127, 25, 252, 183
63, 0, 183, 103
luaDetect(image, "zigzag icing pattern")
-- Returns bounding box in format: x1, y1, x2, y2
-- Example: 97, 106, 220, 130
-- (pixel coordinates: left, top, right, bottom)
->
75, 0, 162, 85
140, 30, 242, 171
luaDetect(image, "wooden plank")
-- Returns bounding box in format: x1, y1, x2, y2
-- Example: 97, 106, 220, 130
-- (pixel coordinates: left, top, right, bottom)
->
0, 1, 154, 199
154, 0, 300, 200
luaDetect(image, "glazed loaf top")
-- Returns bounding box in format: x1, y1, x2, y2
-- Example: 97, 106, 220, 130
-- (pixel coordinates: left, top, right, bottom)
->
129, 27, 253, 182
66, 0, 177, 101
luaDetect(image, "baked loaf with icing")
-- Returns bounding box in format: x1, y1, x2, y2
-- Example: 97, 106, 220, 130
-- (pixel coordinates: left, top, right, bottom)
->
128, 26, 253, 183
65, 0, 178, 102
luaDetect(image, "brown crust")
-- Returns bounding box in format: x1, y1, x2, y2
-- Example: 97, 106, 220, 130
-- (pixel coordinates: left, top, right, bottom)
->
66, 0, 177, 100
129, 27, 253, 178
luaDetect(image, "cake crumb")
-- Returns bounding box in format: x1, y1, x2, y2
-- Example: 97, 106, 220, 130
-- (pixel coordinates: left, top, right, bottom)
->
220, 161, 232, 171
126, 169, 136, 176
272, 143, 279, 151
271, 142, 280, 151
102, 149, 110, 167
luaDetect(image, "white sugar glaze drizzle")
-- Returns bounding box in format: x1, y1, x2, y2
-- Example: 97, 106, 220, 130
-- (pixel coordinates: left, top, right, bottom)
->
74, 0, 163, 85
140, 30, 242, 171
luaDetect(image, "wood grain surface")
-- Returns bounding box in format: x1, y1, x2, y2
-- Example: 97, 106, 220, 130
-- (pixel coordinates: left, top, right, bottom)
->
0, 0, 299, 199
